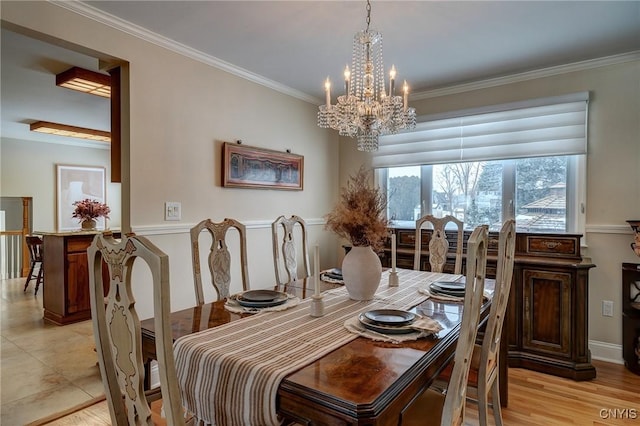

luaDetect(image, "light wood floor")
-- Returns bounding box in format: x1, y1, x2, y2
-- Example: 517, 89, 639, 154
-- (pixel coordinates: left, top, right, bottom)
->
35, 359, 640, 425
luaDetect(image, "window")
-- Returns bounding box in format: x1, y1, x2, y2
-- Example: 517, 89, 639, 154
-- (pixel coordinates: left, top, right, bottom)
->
375, 93, 588, 234
381, 155, 583, 233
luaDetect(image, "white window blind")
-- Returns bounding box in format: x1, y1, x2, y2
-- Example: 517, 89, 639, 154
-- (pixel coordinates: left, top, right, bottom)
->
372, 92, 589, 168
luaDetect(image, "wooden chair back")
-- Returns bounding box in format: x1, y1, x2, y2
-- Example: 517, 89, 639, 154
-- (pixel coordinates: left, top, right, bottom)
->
414, 215, 464, 274
23, 235, 45, 294
441, 224, 488, 426
87, 232, 185, 425
26, 235, 44, 262
271, 215, 310, 285
190, 218, 250, 304
476, 219, 516, 426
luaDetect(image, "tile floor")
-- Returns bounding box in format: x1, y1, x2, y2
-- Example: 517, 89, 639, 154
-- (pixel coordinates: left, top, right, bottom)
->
1, 277, 104, 425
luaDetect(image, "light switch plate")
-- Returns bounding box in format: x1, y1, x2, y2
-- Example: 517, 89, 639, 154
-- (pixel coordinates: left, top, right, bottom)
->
164, 202, 181, 221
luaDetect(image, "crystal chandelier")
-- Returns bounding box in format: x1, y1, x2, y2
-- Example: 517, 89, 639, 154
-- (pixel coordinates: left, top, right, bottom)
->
317, 0, 416, 152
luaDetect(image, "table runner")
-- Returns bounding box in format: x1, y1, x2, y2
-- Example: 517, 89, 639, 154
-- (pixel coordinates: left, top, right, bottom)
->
173, 269, 460, 426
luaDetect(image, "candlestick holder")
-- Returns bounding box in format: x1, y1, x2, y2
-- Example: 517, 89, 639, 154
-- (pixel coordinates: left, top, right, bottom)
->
388, 270, 399, 287
310, 294, 325, 317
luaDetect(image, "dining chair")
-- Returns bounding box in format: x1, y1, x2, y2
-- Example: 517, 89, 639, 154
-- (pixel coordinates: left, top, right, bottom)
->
414, 215, 464, 274
190, 218, 250, 304
23, 235, 44, 294
418, 220, 516, 426
87, 232, 188, 425
473, 219, 516, 426
402, 224, 488, 426
271, 215, 310, 285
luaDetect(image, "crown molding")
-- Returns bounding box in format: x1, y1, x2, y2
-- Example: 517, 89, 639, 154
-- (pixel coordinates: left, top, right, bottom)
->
50, 1, 321, 105
412, 51, 640, 100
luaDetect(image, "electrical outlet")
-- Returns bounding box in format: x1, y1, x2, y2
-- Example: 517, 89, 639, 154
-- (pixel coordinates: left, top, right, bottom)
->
164, 202, 181, 221
602, 300, 614, 317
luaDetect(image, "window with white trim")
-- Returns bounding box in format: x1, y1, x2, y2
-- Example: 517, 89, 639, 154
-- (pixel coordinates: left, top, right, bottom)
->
375, 93, 588, 233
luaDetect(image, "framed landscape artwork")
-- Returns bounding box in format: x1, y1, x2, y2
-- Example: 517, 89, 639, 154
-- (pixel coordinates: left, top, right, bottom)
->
56, 165, 107, 231
222, 142, 303, 190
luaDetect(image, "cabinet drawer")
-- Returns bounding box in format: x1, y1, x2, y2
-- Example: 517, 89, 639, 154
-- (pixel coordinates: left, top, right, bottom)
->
523, 236, 579, 258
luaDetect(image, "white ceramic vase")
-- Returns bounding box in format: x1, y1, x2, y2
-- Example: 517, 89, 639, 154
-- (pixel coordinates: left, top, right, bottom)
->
341, 246, 382, 301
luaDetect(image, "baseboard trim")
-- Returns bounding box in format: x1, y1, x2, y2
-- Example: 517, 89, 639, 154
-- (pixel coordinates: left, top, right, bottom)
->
589, 340, 624, 365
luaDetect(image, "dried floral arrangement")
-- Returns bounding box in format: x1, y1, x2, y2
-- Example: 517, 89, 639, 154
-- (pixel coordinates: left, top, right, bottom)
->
325, 166, 389, 251
72, 198, 110, 222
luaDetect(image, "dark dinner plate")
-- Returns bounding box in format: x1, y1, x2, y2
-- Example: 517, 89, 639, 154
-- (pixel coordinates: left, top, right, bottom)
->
363, 309, 416, 326
240, 290, 280, 302
430, 281, 465, 291
358, 313, 416, 335
236, 291, 289, 308
429, 281, 465, 296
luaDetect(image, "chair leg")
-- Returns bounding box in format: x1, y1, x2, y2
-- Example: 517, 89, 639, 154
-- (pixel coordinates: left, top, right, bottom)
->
23, 262, 35, 292
491, 376, 503, 426
34, 267, 44, 295
477, 381, 490, 426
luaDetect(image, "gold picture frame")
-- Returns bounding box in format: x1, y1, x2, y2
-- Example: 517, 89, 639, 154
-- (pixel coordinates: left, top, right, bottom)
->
222, 142, 303, 190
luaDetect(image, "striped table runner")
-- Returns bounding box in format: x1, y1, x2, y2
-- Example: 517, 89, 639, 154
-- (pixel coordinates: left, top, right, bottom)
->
173, 270, 459, 426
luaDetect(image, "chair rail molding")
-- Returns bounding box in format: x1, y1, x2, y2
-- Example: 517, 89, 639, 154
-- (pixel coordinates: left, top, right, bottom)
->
132, 218, 326, 236
585, 224, 634, 235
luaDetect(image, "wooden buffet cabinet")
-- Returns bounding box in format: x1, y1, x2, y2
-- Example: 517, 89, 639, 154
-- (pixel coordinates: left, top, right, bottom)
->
382, 227, 596, 380
40, 231, 116, 325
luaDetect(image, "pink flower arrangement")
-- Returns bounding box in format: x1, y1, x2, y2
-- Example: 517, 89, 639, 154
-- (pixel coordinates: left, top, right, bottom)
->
72, 198, 110, 222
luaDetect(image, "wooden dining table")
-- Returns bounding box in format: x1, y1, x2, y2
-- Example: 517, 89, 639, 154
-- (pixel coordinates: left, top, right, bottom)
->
140, 269, 506, 425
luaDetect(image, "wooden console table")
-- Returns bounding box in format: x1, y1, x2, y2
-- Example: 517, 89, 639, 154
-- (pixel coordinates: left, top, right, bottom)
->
39, 231, 116, 325
382, 228, 596, 380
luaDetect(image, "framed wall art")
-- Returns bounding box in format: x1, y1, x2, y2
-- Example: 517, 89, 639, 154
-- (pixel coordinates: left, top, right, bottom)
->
56, 164, 106, 231
222, 142, 303, 190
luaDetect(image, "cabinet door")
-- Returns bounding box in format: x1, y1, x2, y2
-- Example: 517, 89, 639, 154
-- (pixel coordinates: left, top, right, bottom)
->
522, 269, 572, 357
67, 252, 91, 314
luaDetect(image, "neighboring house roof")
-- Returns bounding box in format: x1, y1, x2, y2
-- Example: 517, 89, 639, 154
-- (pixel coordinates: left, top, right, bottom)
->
522, 194, 566, 210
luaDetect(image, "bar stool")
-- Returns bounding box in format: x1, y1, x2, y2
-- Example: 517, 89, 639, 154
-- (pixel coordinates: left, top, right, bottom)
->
24, 235, 44, 294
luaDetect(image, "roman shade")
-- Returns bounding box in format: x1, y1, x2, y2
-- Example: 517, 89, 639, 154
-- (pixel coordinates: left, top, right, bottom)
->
372, 92, 589, 168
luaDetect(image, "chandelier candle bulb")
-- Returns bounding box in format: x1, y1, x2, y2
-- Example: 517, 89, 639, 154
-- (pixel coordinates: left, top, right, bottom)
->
314, 244, 321, 296
344, 66, 351, 94
403, 81, 409, 112
389, 65, 396, 97
324, 78, 331, 107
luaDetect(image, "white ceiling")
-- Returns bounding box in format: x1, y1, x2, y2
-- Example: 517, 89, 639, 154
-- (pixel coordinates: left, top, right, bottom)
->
2, 1, 639, 145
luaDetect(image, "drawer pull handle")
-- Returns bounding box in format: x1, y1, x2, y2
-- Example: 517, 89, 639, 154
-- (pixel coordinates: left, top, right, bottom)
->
544, 241, 561, 249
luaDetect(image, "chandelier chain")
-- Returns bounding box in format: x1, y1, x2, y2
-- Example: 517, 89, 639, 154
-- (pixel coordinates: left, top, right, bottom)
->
366, 0, 371, 32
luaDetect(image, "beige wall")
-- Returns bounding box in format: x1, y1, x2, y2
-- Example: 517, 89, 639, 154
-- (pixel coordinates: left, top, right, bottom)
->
1, 2, 340, 318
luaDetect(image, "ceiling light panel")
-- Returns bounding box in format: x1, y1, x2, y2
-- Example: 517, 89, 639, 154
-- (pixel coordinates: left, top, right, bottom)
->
56, 67, 111, 98
30, 121, 111, 142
